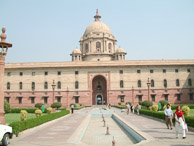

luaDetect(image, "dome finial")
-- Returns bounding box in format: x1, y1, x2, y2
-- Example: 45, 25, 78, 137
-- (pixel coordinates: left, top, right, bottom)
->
0, 27, 7, 42
94, 9, 101, 22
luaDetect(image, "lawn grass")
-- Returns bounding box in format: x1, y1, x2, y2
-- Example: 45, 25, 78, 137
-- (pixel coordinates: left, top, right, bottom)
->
5, 113, 45, 124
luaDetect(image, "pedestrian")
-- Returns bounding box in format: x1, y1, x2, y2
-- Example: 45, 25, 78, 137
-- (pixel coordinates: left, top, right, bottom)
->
71, 104, 74, 114
130, 104, 133, 113
175, 105, 186, 139
108, 103, 111, 109
164, 104, 173, 130
136, 104, 140, 115
126, 103, 130, 115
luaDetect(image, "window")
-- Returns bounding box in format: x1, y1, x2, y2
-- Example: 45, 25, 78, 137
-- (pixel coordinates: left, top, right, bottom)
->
31, 97, 35, 104
19, 72, 23, 76
137, 70, 141, 73
138, 80, 141, 88
151, 95, 155, 102
5, 97, 10, 103
163, 69, 166, 73
187, 69, 191, 72
120, 96, 124, 102
108, 43, 112, 53
44, 71, 48, 76
44, 97, 48, 104
97, 82, 102, 90
57, 97, 61, 102
96, 42, 101, 52
177, 94, 181, 101
75, 71, 79, 75
138, 95, 142, 102
57, 81, 61, 89
165, 94, 168, 101
18, 97, 22, 104
164, 79, 167, 88
151, 80, 154, 87
32, 72, 35, 76
44, 82, 48, 89
57, 71, 61, 75
75, 81, 79, 89
19, 82, 23, 90
189, 93, 193, 100
7, 82, 10, 90
75, 97, 79, 103
32, 82, 35, 90
120, 70, 123, 74
85, 43, 89, 53
176, 79, 180, 87
120, 80, 124, 88
188, 79, 192, 86
150, 70, 154, 73
7, 72, 11, 76
175, 69, 178, 73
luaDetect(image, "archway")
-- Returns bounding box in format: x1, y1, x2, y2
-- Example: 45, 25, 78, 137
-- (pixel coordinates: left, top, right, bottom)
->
92, 75, 107, 105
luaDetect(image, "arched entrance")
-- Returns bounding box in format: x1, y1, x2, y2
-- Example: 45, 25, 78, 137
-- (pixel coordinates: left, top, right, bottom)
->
92, 75, 107, 105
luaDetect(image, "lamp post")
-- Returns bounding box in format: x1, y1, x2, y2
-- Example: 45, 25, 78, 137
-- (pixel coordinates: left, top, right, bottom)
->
0, 28, 12, 125
147, 78, 151, 101
51, 80, 56, 104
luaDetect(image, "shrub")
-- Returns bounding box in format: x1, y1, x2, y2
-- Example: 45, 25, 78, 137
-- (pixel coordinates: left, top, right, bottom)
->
126, 102, 132, 105
51, 102, 62, 109
163, 104, 172, 110
35, 109, 42, 117
118, 102, 122, 105
11, 108, 37, 113
181, 106, 190, 116
4, 101, 11, 113
20, 110, 28, 121
58, 107, 66, 111
46, 108, 52, 114
142, 100, 153, 109
152, 105, 159, 112
159, 100, 169, 109
9, 110, 70, 136
139, 101, 143, 105
35, 103, 44, 109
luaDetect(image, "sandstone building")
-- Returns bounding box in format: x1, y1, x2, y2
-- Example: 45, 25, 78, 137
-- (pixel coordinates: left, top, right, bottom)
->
4, 11, 194, 107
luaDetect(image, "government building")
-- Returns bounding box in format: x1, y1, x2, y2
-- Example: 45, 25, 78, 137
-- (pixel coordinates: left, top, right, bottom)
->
4, 10, 194, 107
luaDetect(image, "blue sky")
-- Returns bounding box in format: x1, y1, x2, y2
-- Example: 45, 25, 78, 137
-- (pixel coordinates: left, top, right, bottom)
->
1, 0, 194, 63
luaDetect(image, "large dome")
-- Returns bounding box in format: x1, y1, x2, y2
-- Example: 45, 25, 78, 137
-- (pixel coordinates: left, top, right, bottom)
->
84, 21, 112, 35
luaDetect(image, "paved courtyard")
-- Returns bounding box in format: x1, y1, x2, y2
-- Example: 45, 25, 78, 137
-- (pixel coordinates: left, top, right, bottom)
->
8, 106, 194, 146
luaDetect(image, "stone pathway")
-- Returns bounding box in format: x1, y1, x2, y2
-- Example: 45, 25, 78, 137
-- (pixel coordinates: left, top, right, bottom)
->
7, 107, 194, 146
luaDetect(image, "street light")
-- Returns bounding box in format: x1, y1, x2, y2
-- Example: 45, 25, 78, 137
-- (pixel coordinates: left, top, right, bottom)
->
147, 78, 151, 101
0, 28, 12, 125
51, 80, 56, 104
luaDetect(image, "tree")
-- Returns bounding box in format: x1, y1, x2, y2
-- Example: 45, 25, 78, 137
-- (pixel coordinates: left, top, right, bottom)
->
142, 100, 153, 109
4, 101, 11, 113
51, 102, 62, 109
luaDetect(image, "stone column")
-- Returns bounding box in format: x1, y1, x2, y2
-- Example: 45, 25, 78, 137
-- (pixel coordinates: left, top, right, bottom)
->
0, 56, 5, 124
0, 27, 12, 125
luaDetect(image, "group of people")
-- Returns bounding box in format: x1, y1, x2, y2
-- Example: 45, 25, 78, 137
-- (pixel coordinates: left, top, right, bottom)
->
126, 103, 140, 115
164, 104, 187, 139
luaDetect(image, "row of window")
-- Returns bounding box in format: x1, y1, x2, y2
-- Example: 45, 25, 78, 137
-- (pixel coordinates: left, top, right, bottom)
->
6, 81, 79, 90
119, 68, 191, 74
120, 93, 194, 102
5, 96, 79, 104
119, 79, 192, 88
7, 68, 191, 77
7, 71, 80, 77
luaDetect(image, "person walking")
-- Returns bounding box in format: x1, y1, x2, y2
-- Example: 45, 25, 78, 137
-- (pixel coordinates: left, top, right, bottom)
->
71, 104, 74, 114
175, 105, 186, 139
130, 104, 133, 113
164, 104, 173, 130
136, 104, 140, 115
126, 103, 130, 115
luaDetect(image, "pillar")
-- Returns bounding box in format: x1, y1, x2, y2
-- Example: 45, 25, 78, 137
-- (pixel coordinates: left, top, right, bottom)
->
0, 56, 5, 124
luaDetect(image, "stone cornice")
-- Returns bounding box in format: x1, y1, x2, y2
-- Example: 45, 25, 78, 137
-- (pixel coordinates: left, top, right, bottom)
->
5, 59, 194, 69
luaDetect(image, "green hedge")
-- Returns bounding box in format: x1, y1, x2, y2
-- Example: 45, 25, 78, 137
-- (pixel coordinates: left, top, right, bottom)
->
139, 109, 194, 128
9, 110, 70, 136
171, 104, 194, 110
10, 108, 38, 113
